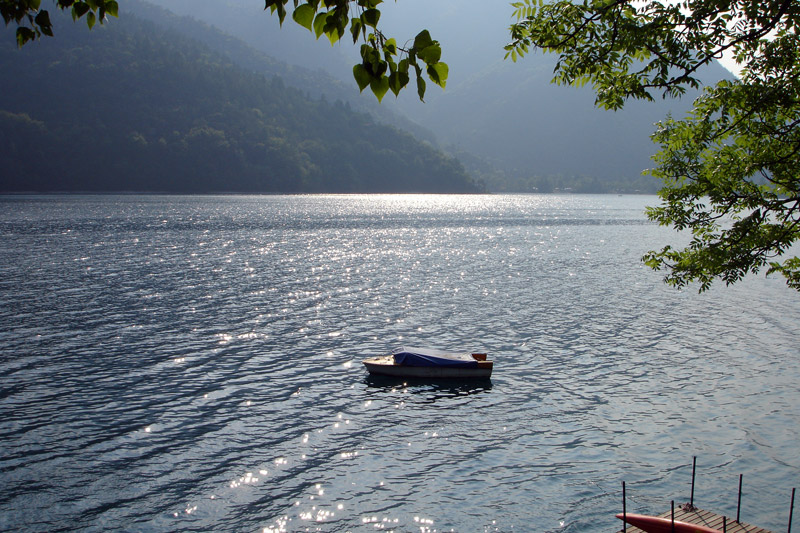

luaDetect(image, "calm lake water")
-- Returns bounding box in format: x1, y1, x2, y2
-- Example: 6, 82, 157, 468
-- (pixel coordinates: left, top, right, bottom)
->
1, 194, 798, 533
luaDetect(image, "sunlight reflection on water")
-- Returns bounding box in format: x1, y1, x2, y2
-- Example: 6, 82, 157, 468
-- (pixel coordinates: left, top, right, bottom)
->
0, 194, 798, 532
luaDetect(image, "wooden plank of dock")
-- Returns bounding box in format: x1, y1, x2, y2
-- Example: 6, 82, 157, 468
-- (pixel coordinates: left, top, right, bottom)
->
615, 505, 774, 533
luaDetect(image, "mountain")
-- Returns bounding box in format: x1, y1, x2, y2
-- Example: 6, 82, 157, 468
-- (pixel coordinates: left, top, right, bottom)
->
145, 0, 733, 192
121, 1, 440, 146
0, 5, 482, 193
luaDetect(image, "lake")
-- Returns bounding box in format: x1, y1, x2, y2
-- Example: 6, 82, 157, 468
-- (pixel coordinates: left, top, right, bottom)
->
1, 194, 798, 532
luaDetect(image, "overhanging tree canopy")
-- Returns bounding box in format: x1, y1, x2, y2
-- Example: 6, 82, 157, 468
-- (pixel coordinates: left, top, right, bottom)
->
506, 0, 800, 291
262, 0, 448, 102
2, 0, 448, 101
1, 0, 118, 45
5, 0, 800, 290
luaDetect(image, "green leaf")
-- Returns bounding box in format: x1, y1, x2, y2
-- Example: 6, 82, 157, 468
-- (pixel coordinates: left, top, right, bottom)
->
312, 11, 328, 38
360, 45, 384, 75
72, 2, 90, 20
34, 10, 52, 36
86, 11, 96, 29
292, 4, 315, 31
413, 29, 433, 51
264, 1, 288, 26
417, 42, 441, 64
388, 70, 409, 96
416, 75, 426, 101
350, 17, 362, 43
362, 8, 380, 28
324, 23, 342, 45
427, 62, 448, 88
16, 26, 36, 47
353, 64, 371, 92
370, 75, 390, 102
105, 1, 119, 17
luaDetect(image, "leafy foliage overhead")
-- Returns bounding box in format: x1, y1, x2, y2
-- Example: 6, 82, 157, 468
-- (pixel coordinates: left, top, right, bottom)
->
1, 0, 118, 45
263, 0, 448, 102
505, 0, 800, 291
3, 0, 449, 100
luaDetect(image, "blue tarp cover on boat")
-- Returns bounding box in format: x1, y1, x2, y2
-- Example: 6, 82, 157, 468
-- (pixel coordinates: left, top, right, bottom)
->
391, 346, 478, 368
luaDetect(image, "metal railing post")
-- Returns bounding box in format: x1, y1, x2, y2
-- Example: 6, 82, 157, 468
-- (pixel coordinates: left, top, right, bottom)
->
671, 500, 675, 533
622, 481, 627, 532
691, 456, 696, 508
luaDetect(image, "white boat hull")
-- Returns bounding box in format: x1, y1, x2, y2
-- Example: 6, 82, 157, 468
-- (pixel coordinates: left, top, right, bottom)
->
363, 355, 493, 379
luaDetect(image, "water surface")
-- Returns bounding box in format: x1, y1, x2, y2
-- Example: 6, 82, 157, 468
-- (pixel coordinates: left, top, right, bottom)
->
1, 194, 798, 532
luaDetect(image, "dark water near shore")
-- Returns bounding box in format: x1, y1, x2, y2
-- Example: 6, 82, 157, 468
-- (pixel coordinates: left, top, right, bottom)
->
1, 194, 798, 532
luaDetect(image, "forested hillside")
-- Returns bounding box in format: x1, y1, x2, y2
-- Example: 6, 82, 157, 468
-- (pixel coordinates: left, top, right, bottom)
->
0, 9, 482, 193
123, 1, 439, 146
148, 0, 732, 193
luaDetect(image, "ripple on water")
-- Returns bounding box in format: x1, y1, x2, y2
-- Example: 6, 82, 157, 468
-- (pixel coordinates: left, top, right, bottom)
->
1, 194, 798, 532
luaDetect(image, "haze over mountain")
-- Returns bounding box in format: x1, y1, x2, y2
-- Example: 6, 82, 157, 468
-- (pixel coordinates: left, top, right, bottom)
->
1, 0, 732, 193
147, 0, 733, 192
0, 3, 481, 193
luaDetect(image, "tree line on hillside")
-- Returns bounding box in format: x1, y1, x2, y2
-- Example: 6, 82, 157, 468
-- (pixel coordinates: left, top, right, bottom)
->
448, 147, 660, 194
0, 11, 482, 193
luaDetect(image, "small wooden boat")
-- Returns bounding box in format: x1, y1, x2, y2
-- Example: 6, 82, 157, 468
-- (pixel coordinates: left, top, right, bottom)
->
363, 346, 493, 379
616, 513, 722, 533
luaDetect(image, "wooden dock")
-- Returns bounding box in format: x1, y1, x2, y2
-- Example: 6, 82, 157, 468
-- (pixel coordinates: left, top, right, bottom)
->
615, 458, 795, 533
615, 504, 774, 533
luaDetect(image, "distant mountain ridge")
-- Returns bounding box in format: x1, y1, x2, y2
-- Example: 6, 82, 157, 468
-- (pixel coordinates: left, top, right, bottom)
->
0, 3, 481, 193
146, 0, 733, 192
122, 1, 440, 146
